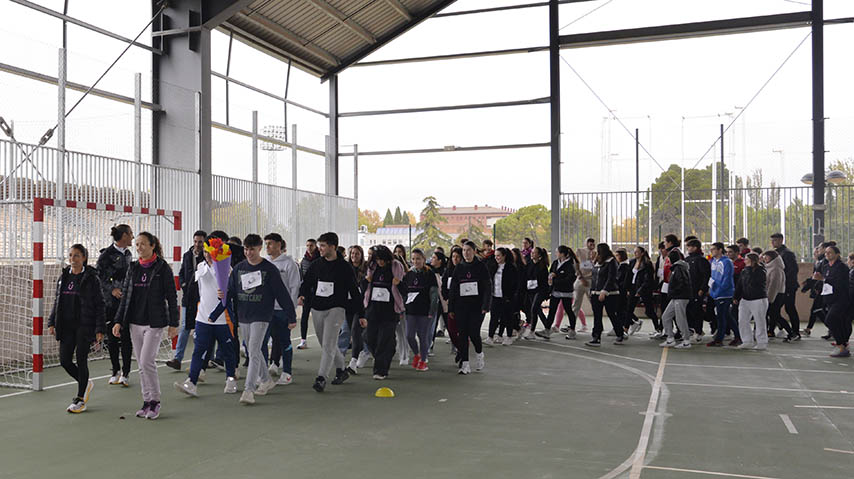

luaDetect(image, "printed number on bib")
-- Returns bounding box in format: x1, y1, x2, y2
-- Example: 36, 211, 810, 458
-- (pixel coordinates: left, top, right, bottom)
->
241, 271, 262, 290
527, 279, 538, 290
460, 282, 479, 297
821, 283, 833, 296
317, 281, 334, 298
371, 287, 391, 303
406, 292, 419, 304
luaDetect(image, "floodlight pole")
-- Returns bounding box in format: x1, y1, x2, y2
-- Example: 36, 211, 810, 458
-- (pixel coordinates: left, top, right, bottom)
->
549, 0, 561, 251
811, 0, 825, 247
635, 128, 639, 244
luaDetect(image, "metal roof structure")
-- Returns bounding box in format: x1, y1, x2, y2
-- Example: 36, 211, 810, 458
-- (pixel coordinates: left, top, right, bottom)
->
219, 0, 457, 79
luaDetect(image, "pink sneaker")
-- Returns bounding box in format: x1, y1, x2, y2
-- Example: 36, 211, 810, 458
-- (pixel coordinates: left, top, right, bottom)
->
135, 402, 150, 418
145, 401, 161, 420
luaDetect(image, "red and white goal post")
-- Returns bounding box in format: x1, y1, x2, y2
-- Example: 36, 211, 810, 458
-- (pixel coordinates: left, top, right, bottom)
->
28, 198, 182, 391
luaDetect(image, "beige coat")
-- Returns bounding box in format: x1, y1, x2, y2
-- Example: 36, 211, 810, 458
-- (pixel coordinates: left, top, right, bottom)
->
765, 256, 785, 302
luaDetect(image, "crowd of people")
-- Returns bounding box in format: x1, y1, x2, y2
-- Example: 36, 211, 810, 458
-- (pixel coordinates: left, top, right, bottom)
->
46, 225, 854, 417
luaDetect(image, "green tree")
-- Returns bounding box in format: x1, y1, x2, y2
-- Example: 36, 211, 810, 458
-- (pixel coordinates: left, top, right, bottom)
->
455, 219, 488, 245
382, 208, 394, 226
496, 204, 551, 250
359, 209, 382, 233
412, 196, 453, 253
393, 206, 403, 225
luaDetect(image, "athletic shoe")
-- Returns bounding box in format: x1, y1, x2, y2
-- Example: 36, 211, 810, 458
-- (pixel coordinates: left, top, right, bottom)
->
412, 355, 421, 368
356, 351, 371, 369
579, 325, 588, 333
458, 361, 471, 375
560, 326, 570, 333
312, 376, 326, 392
474, 352, 485, 371
606, 329, 616, 337
630, 320, 643, 336
675, 342, 692, 349
503, 335, 515, 346
83, 379, 94, 403
522, 329, 534, 340
693, 333, 704, 343
483, 337, 495, 346
346, 358, 359, 375
550, 325, 560, 334
297, 339, 308, 350
534, 330, 551, 340
399, 358, 409, 366
239, 390, 255, 405
276, 373, 293, 386
435, 330, 445, 337
175, 378, 198, 397
801, 328, 811, 337
255, 379, 276, 396
119, 375, 129, 387
737, 342, 754, 350
146, 401, 161, 420
373, 374, 387, 380
108, 375, 120, 385
416, 360, 429, 372
659, 338, 675, 348
197, 369, 206, 383
67, 397, 86, 414
752, 344, 767, 351
783, 335, 801, 343
224, 377, 238, 394
585, 338, 601, 347
269, 363, 280, 377
565, 330, 576, 340
768, 331, 777, 338
727, 339, 743, 347
830, 348, 851, 358
822, 333, 833, 341
135, 402, 150, 417
166, 359, 181, 370
331, 368, 350, 385
706, 340, 723, 347
613, 337, 626, 345
649, 331, 664, 340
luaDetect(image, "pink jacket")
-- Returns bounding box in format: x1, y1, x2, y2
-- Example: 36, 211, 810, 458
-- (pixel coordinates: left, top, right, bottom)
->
364, 259, 406, 314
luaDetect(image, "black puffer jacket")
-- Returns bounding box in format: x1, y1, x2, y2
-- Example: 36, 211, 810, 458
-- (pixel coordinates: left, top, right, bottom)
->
820, 260, 850, 306
627, 258, 656, 297
549, 259, 577, 295
524, 261, 549, 296
667, 260, 693, 300
114, 256, 180, 329
735, 265, 767, 301
96, 244, 132, 315
685, 251, 711, 297
47, 265, 106, 340
591, 257, 619, 295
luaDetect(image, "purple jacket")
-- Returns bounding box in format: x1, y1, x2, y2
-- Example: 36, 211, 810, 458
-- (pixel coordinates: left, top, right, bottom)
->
364, 259, 406, 314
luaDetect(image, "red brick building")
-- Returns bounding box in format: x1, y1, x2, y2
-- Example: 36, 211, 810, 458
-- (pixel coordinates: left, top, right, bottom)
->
433, 205, 514, 236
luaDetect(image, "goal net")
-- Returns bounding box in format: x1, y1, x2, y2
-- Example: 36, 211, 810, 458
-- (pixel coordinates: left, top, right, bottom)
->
0, 198, 182, 390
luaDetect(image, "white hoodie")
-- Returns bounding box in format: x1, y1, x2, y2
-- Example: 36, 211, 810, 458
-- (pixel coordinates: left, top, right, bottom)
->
266, 253, 301, 310
194, 261, 230, 326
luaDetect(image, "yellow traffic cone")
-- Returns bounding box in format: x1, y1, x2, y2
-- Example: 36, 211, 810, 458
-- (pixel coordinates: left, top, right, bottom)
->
375, 387, 395, 398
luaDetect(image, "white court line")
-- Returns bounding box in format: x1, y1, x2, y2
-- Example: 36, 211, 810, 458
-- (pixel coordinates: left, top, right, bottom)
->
643, 465, 780, 479
665, 381, 854, 396
779, 414, 798, 434
629, 348, 668, 479
0, 334, 316, 400
824, 448, 854, 455
794, 405, 854, 410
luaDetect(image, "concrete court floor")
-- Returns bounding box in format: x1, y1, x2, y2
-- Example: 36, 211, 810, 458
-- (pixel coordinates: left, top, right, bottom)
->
1, 319, 853, 479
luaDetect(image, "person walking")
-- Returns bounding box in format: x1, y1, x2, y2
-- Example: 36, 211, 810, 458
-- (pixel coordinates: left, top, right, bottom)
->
297, 238, 320, 349
707, 242, 740, 347
448, 241, 492, 374
626, 246, 660, 338
814, 245, 851, 357
97, 224, 133, 387
536, 245, 577, 340
659, 250, 692, 349
586, 243, 625, 347
167, 230, 207, 370
402, 249, 438, 371
734, 253, 769, 350
771, 233, 801, 340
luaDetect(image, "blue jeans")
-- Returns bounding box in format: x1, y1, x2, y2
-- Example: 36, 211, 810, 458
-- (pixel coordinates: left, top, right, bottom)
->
174, 306, 191, 361
714, 298, 740, 342
189, 322, 236, 383
262, 310, 294, 375
338, 316, 351, 355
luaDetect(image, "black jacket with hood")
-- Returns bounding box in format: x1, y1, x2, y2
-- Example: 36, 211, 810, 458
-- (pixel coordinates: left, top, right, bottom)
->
47, 265, 106, 340
114, 256, 180, 330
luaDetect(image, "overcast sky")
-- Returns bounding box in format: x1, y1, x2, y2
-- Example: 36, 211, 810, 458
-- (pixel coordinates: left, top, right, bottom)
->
1, 0, 853, 217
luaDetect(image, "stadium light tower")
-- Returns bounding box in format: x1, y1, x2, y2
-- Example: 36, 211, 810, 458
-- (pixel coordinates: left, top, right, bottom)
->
261, 125, 287, 185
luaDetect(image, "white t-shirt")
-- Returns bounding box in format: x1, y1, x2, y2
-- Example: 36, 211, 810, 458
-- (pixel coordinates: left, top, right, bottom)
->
195, 262, 229, 326
493, 264, 504, 298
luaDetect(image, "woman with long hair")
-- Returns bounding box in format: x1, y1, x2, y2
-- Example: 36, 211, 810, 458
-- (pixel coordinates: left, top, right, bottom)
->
586, 243, 624, 347
814, 245, 851, 357
393, 244, 410, 272
429, 251, 449, 347
112, 232, 179, 419
626, 246, 661, 337
441, 247, 464, 360
97, 224, 133, 387
346, 245, 370, 374
522, 247, 550, 340
448, 241, 491, 374
363, 245, 405, 379
734, 252, 769, 350
48, 244, 106, 413
487, 247, 520, 345
402, 249, 438, 371
537, 245, 577, 340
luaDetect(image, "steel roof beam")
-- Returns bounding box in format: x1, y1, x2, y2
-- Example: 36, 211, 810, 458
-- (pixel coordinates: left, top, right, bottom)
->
233, 11, 341, 66
219, 24, 328, 76
304, 0, 377, 44
433, 0, 595, 18
339, 97, 550, 117
203, 0, 254, 28
338, 142, 550, 156
383, 0, 412, 21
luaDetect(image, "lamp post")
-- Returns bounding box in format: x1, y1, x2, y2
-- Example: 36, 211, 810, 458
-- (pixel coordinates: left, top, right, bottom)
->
801, 170, 847, 244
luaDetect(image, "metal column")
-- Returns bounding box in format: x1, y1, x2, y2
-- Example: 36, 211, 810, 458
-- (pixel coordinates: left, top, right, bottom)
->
811, 0, 825, 247
549, 0, 561, 250
251, 110, 258, 233
57, 48, 66, 259
329, 74, 339, 195
635, 128, 640, 244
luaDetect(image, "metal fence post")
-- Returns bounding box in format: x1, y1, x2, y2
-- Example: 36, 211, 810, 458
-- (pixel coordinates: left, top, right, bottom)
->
57, 48, 66, 259
251, 111, 258, 233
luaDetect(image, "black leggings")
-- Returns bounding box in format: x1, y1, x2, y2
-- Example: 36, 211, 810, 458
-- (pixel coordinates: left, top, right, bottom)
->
545, 296, 575, 330
59, 327, 91, 399
349, 312, 367, 359
826, 302, 852, 347
365, 308, 397, 375
299, 305, 311, 340
455, 309, 485, 362
527, 291, 547, 330
591, 294, 622, 340
489, 298, 514, 338
106, 306, 132, 377
768, 295, 793, 336
806, 295, 825, 330
627, 293, 661, 331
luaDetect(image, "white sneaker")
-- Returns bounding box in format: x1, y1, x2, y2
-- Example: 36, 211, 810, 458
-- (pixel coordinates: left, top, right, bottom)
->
254, 379, 276, 396
348, 358, 359, 371
659, 338, 676, 348
356, 351, 371, 369
276, 373, 293, 386
224, 377, 238, 394
458, 361, 471, 375
737, 342, 755, 350
372, 374, 387, 380
503, 335, 515, 346
239, 390, 255, 405
693, 333, 704, 343
675, 341, 692, 349
606, 329, 617, 337
483, 337, 494, 346
630, 320, 643, 335
474, 352, 485, 371
565, 329, 576, 340
174, 378, 198, 397
579, 325, 589, 332
119, 375, 129, 387
83, 379, 94, 403
67, 398, 86, 413
399, 358, 409, 366
108, 375, 120, 385
752, 344, 767, 350
522, 329, 534, 340
269, 363, 280, 377
297, 339, 307, 350
198, 369, 206, 383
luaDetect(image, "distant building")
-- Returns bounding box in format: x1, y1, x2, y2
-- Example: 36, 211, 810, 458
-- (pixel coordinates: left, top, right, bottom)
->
432, 205, 514, 236
359, 225, 422, 249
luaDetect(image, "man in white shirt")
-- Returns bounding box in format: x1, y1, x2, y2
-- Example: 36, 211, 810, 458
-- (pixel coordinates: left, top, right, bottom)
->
262, 233, 301, 385
571, 238, 597, 328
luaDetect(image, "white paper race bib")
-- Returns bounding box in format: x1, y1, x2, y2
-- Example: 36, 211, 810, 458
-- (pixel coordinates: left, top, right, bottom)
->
371, 287, 391, 303
460, 282, 479, 297
241, 270, 262, 290
661, 282, 669, 294
527, 279, 538, 290
406, 292, 419, 304
821, 283, 833, 296
447, 277, 452, 289
317, 281, 334, 298
708, 278, 715, 288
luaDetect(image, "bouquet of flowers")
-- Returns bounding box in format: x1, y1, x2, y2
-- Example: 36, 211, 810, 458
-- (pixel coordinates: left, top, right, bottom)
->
204, 238, 232, 307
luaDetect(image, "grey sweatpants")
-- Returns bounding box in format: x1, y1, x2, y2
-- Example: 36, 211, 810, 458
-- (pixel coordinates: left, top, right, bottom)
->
240, 322, 271, 393
662, 298, 690, 341
572, 279, 590, 317
396, 316, 409, 362
312, 307, 347, 379
129, 324, 164, 403
738, 298, 769, 347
